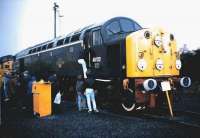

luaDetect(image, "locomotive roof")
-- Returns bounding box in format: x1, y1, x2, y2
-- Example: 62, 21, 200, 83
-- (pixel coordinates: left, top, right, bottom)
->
15, 16, 141, 58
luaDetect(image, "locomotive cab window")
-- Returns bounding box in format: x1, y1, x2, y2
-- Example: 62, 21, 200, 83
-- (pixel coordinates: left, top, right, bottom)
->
92, 30, 103, 46
134, 23, 142, 31
120, 19, 135, 33
106, 21, 121, 35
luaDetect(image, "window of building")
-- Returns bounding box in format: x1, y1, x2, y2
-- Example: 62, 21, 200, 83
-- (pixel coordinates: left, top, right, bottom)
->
71, 34, 80, 42
92, 30, 103, 46
106, 21, 121, 35
57, 39, 64, 46
4, 65, 9, 69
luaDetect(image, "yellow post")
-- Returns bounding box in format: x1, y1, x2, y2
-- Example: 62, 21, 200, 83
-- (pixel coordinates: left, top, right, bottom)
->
165, 90, 174, 118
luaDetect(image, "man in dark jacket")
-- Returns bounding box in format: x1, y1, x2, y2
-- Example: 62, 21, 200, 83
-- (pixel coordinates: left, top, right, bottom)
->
84, 69, 99, 113
76, 75, 87, 111
2, 72, 10, 101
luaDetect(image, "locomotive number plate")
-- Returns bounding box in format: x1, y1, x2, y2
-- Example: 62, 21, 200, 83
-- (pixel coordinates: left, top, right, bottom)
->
161, 81, 171, 91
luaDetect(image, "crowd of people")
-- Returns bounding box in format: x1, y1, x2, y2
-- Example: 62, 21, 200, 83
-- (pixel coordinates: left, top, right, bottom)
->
0, 69, 99, 116
0, 71, 36, 113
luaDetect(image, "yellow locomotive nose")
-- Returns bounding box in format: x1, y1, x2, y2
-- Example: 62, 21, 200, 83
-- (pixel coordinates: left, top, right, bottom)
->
126, 27, 180, 78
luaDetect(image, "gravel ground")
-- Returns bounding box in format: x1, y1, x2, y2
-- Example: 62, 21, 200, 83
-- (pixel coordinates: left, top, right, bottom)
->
173, 93, 200, 113
0, 101, 200, 138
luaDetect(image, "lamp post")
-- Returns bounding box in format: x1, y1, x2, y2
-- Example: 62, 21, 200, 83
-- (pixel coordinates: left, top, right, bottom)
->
53, 2, 59, 38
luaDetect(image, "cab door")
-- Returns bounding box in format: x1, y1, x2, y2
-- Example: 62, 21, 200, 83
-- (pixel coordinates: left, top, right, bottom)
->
90, 28, 105, 71
83, 28, 106, 77
82, 30, 93, 68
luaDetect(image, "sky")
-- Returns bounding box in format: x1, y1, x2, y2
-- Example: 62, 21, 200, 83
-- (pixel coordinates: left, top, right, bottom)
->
0, 0, 200, 57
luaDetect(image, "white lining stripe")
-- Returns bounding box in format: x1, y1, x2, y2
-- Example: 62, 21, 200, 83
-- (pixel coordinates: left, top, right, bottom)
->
95, 79, 112, 82
16, 40, 83, 60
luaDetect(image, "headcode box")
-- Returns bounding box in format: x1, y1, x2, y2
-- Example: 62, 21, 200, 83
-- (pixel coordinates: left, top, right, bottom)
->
161, 81, 171, 91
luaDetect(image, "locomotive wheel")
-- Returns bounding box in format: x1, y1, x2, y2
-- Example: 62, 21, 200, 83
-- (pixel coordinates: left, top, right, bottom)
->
121, 88, 136, 112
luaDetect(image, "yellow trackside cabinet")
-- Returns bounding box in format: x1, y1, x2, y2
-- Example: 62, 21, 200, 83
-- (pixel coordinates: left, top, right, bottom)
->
32, 82, 51, 117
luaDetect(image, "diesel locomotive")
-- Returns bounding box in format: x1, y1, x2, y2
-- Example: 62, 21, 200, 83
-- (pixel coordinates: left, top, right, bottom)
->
15, 17, 191, 111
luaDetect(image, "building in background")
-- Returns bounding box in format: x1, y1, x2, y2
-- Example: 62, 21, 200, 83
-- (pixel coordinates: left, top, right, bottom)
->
0, 55, 15, 74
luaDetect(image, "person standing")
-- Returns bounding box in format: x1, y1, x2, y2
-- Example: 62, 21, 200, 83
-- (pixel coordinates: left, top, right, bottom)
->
18, 73, 28, 110
2, 72, 10, 102
84, 69, 99, 113
76, 75, 87, 111
27, 75, 36, 114
0, 73, 3, 95
0, 73, 3, 125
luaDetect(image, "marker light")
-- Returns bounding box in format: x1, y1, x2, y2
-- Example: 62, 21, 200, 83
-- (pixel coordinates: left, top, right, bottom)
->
144, 31, 151, 39
156, 59, 164, 70
176, 59, 182, 70
137, 59, 147, 71
154, 36, 162, 47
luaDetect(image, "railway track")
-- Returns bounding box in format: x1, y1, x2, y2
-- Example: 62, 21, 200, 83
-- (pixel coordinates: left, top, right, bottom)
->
152, 107, 200, 128
99, 107, 200, 129
142, 111, 200, 129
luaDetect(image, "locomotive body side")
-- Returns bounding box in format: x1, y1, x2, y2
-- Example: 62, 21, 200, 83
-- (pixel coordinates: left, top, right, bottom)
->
15, 41, 84, 78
